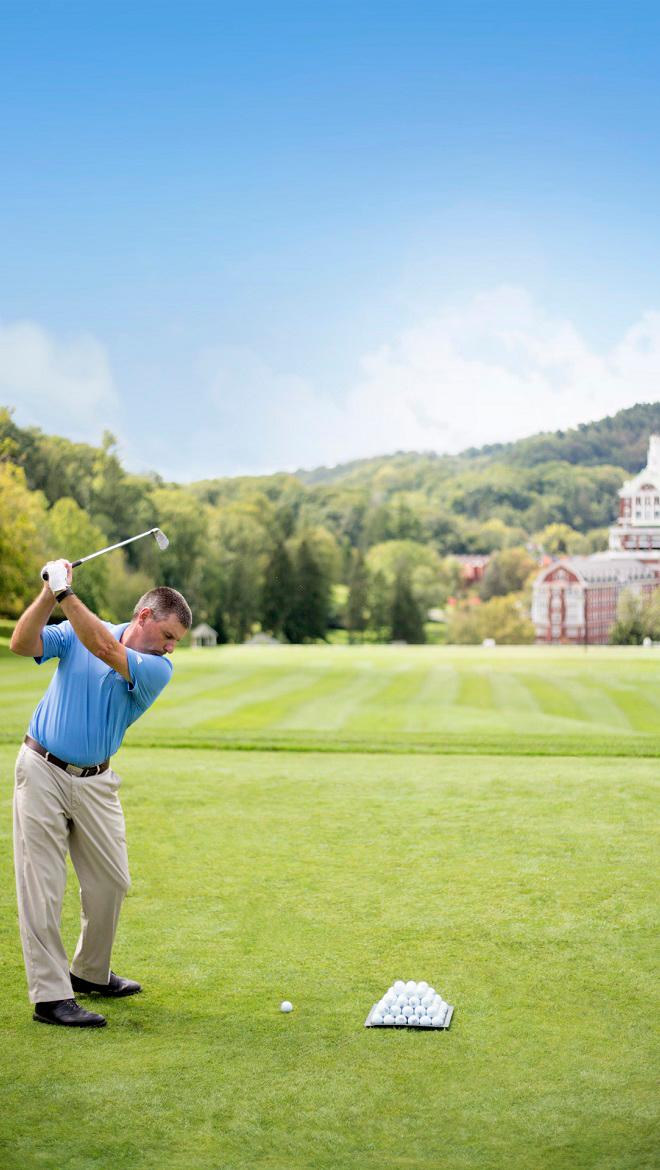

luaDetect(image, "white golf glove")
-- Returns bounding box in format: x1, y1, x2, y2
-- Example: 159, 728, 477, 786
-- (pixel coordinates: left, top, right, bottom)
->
41, 559, 71, 595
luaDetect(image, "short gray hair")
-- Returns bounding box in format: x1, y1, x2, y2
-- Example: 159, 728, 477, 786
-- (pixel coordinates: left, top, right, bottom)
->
134, 586, 192, 629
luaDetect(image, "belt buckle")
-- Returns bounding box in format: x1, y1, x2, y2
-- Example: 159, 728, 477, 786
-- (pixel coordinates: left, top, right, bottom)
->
66, 764, 85, 777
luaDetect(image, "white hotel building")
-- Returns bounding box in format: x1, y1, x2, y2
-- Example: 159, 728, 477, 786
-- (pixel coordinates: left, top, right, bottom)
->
532, 435, 660, 644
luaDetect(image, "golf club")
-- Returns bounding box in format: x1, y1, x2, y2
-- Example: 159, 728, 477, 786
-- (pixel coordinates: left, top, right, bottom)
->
41, 527, 169, 580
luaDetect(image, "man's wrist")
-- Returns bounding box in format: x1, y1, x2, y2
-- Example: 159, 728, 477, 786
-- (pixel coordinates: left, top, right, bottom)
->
56, 588, 75, 604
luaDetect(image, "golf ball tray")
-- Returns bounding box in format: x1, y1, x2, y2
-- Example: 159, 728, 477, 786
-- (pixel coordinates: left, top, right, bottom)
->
365, 979, 454, 1030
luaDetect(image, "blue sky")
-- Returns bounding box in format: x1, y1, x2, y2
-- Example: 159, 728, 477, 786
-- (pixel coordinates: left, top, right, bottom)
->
2, 1, 659, 478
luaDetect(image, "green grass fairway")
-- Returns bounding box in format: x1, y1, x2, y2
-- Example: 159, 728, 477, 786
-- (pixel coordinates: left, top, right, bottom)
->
2, 643, 660, 757
0, 646, 658, 1168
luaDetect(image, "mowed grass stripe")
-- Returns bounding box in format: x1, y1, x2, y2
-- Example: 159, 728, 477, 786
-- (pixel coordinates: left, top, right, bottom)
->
189, 671, 320, 731
401, 664, 460, 732
518, 672, 590, 723
343, 663, 433, 733
489, 671, 540, 715
456, 669, 495, 710
601, 685, 660, 732
278, 665, 392, 731
196, 668, 367, 731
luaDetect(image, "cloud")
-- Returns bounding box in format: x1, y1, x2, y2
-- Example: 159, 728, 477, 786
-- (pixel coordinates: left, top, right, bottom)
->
5, 289, 659, 480
173, 286, 660, 476
340, 287, 660, 459
0, 318, 119, 442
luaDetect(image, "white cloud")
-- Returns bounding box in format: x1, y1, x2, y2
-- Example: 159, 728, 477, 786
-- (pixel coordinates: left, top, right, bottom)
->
5, 290, 659, 480
174, 286, 660, 476
0, 318, 119, 442
339, 287, 660, 460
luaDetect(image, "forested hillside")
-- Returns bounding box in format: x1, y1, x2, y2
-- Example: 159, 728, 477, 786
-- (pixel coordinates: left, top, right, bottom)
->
2, 401, 658, 642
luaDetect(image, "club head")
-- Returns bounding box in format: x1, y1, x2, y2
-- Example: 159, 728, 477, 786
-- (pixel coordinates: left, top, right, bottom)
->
152, 528, 169, 551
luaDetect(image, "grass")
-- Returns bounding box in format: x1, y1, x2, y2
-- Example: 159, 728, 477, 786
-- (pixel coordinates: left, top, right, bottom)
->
0, 645, 658, 1168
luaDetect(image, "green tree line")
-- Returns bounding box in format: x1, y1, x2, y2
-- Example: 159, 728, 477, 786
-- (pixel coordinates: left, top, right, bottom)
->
2, 402, 657, 642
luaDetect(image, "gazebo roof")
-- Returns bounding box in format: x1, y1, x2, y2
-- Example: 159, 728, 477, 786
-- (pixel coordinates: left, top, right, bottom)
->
191, 622, 218, 638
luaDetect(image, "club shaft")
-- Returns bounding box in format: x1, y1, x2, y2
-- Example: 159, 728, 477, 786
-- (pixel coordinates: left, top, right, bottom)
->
71, 529, 160, 567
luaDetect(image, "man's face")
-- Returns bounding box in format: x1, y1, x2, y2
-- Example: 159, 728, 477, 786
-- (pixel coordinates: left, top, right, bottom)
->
131, 608, 187, 655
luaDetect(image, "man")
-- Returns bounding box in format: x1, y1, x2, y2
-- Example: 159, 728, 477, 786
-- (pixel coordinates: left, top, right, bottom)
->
10, 558, 192, 1028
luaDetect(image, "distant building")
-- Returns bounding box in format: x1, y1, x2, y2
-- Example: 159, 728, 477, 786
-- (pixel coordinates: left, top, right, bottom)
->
190, 622, 218, 648
532, 436, 660, 644
455, 554, 490, 583
531, 557, 660, 644
609, 434, 660, 558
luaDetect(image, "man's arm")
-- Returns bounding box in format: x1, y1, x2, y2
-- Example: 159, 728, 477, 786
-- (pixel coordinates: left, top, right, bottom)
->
9, 586, 56, 657
59, 593, 131, 682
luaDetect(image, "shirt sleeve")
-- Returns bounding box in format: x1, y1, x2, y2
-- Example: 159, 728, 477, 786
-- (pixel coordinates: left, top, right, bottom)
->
123, 647, 173, 711
34, 621, 75, 664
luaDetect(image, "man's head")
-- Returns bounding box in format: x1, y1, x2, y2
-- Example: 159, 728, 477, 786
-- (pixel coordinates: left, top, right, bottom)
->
126, 587, 192, 656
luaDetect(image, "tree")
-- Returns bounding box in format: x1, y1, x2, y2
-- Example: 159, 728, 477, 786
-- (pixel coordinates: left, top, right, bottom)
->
367, 569, 391, 635
261, 542, 295, 637
447, 595, 536, 644
0, 462, 49, 617
479, 547, 538, 600
284, 539, 330, 642
390, 570, 425, 643
609, 589, 646, 645
346, 551, 369, 638
46, 498, 110, 615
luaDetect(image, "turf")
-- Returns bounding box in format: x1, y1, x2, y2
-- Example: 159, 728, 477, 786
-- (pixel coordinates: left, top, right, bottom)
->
0, 645, 658, 1169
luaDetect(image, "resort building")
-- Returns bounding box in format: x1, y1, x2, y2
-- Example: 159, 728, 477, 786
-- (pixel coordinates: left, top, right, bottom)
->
531, 436, 660, 644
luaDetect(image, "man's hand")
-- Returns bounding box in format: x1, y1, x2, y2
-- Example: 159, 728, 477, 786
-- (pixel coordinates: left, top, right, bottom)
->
41, 559, 72, 596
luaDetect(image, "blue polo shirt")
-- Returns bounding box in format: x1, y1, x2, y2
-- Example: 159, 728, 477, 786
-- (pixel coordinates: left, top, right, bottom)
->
27, 621, 173, 766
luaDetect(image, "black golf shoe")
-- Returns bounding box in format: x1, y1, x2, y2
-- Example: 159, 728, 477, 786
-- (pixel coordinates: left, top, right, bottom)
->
33, 998, 107, 1027
70, 970, 142, 997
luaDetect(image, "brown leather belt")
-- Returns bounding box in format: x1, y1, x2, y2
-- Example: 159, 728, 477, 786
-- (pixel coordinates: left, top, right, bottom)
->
24, 735, 110, 778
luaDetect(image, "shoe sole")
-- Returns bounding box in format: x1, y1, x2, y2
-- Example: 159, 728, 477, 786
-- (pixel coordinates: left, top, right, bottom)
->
72, 986, 141, 998
33, 1013, 107, 1027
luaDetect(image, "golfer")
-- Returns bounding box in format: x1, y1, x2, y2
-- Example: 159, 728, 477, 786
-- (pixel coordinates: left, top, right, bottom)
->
10, 558, 192, 1028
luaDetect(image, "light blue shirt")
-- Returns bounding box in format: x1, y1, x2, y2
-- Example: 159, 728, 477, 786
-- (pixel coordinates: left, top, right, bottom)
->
28, 621, 173, 766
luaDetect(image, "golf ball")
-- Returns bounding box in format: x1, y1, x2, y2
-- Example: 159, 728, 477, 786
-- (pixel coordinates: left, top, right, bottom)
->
384, 991, 397, 1006
393, 980, 405, 994
395, 1014, 407, 1025
280, 1001, 293, 1013
416, 981, 429, 995
372, 1012, 384, 1025
383, 1014, 395, 1025
420, 1015, 432, 1026
431, 1013, 445, 1027
402, 1004, 413, 1018
409, 995, 420, 1007
421, 993, 433, 1008
405, 980, 417, 994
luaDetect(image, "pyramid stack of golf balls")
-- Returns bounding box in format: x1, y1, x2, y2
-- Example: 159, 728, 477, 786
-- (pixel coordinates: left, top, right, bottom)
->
369, 980, 451, 1027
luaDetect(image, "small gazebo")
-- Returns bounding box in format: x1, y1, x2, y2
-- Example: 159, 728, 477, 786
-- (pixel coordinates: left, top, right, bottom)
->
190, 622, 218, 648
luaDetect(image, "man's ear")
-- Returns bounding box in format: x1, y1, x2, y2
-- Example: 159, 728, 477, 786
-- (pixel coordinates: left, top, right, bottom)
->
138, 607, 153, 625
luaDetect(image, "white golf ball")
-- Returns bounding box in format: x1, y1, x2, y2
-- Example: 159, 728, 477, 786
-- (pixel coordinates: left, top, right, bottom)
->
421, 993, 434, 1008
431, 1013, 445, 1027
384, 991, 397, 1006
402, 1004, 413, 1018
417, 981, 429, 995
420, 1015, 432, 1026
426, 987, 436, 998
280, 1001, 293, 1013
405, 980, 417, 994
408, 1015, 420, 1025
409, 995, 420, 1007
383, 1014, 395, 1025
372, 1011, 384, 1025
395, 1013, 407, 1025
397, 994, 408, 1006
393, 980, 405, 994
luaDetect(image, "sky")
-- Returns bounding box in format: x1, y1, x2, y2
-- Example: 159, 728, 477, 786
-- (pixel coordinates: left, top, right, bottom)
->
1, 0, 660, 480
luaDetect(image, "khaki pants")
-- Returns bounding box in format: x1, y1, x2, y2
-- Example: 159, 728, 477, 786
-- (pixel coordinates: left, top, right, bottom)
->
13, 743, 131, 1004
